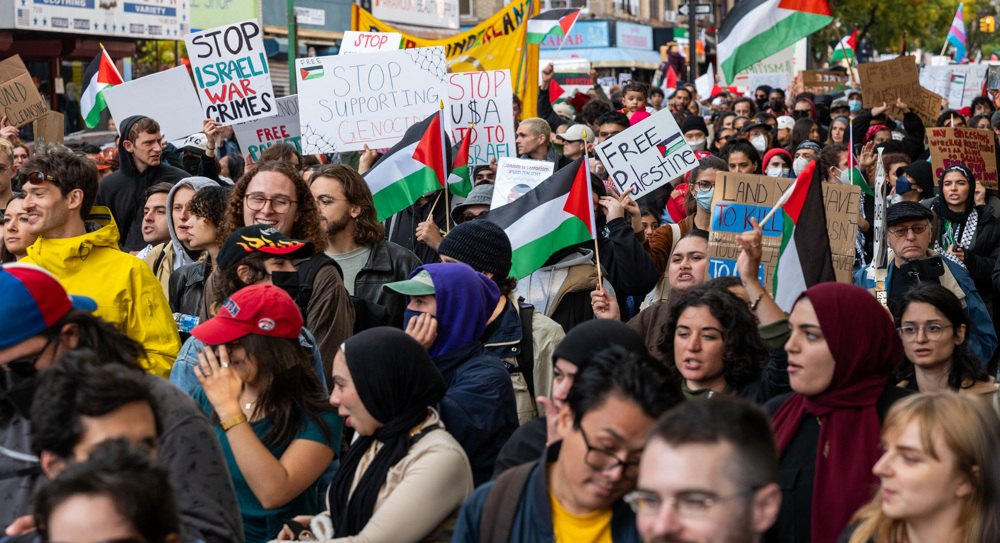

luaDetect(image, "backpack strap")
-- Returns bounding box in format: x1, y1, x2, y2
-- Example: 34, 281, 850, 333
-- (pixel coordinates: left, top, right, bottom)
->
296, 254, 342, 317
153, 245, 168, 276
479, 460, 538, 543
516, 303, 536, 400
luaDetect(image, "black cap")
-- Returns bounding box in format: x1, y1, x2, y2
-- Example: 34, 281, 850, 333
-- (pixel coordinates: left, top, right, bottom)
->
814, 94, 832, 106
681, 115, 708, 136
886, 201, 934, 226
216, 225, 315, 271
898, 161, 934, 196
551, 320, 647, 370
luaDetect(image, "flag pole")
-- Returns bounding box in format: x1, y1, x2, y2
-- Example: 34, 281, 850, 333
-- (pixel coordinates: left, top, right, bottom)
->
439, 101, 450, 233
831, 24, 857, 88
582, 128, 603, 289
760, 179, 798, 226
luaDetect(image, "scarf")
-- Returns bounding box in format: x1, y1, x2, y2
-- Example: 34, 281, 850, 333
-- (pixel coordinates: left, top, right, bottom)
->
329, 327, 447, 537
771, 283, 902, 543
930, 164, 978, 268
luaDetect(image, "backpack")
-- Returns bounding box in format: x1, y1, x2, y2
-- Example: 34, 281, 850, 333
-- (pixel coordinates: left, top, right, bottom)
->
296, 253, 389, 334
515, 301, 537, 399
479, 460, 538, 543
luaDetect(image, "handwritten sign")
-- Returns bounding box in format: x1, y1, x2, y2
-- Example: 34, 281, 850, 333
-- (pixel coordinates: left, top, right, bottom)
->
103, 66, 205, 142
928, 127, 998, 190
594, 107, 697, 199
490, 158, 554, 209
0, 55, 48, 127
33, 111, 64, 145
858, 56, 922, 108
799, 70, 849, 94
340, 31, 402, 55
296, 46, 447, 153
185, 20, 276, 126
233, 95, 301, 161
707, 171, 860, 291
446, 69, 514, 166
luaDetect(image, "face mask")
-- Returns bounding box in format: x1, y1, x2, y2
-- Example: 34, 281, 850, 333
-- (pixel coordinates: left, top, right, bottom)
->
686, 138, 707, 151
0, 370, 38, 419
769, 100, 784, 112
767, 166, 790, 178
793, 157, 811, 176
818, 107, 831, 126
750, 135, 767, 153
270, 271, 301, 301
896, 174, 913, 195
848, 100, 862, 114
182, 154, 200, 176
837, 167, 852, 185
793, 110, 810, 120
695, 188, 714, 211
755, 98, 767, 110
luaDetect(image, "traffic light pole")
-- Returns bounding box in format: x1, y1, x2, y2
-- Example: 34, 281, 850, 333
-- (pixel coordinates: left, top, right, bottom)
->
689, 5, 697, 83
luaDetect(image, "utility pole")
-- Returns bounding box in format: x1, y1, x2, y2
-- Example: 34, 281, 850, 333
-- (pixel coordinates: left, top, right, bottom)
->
288, 0, 298, 94
688, 3, 697, 83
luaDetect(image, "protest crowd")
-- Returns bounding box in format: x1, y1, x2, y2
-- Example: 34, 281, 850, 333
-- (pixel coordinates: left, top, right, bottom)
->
5, 2, 1000, 543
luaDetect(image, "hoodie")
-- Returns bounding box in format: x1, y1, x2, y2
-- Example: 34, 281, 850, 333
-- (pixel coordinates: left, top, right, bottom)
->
97, 115, 191, 252
22, 207, 182, 377
514, 248, 616, 331
143, 177, 218, 296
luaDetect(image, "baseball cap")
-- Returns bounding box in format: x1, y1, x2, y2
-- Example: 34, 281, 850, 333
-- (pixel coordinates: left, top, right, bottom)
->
831, 99, 849, 109
559, 124, 594, 143
553, 102, 574, 119
451, 183, 494, 223
190, 284, 302, 345
181, 133, 209, 154
776, 116, 795, 130
0, 264, 98, 350
382, 269, 435, 296
216, 225, 315, 271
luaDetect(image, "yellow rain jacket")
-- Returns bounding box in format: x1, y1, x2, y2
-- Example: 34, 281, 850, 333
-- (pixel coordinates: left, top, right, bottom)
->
23, 207, 180, 377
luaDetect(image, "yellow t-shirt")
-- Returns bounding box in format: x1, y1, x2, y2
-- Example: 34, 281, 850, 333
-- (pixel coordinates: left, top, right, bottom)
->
549, 490, 613, 543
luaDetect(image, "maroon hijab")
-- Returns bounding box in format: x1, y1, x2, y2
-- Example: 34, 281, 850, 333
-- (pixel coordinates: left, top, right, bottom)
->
771, 282, 903, 543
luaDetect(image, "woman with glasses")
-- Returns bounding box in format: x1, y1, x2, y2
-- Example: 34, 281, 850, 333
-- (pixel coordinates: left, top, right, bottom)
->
842, 393, 1000, 543
893, 282, 998, 406
766, 282, 912, 543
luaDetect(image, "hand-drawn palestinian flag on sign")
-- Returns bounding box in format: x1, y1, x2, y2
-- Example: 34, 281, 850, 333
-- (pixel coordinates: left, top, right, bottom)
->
300, 65, 324, 80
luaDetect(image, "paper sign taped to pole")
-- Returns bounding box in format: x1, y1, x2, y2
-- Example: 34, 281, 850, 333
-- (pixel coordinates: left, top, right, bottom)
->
0, 55, 48, 127
340, 31, 402, 55
185, 20, 276, 126
446, 69, 514, 166
594, 107, 697, 199
233, 95, 301, 161
707, 171, 860, 290
296, 46, 447, 153
103, 66, 205, 142
491, 157, 554, 209
928, 126, 998, 190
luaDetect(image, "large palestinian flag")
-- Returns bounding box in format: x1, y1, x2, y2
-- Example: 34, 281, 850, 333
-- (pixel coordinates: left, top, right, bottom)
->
772, 160, 836, 311
364, 112, 447, 221
448, 131, 473, 197
526, 9, 581, 45
486, 157, 596, 279
80, 49, 123, 129
718, 0, 833, 85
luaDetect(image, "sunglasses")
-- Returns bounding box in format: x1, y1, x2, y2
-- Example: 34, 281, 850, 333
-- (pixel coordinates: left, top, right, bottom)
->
15, 171, 58, 187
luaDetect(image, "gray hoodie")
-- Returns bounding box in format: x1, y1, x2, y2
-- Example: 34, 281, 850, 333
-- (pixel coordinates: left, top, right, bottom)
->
165, 176, 218, 271
515, 248, 616, 316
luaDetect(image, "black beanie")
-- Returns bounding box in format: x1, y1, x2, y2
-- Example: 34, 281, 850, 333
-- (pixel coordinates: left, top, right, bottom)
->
681, 115, 708, 136
899, 161, 934, 197
438, 220, 513, 279
552, 320, 648, 370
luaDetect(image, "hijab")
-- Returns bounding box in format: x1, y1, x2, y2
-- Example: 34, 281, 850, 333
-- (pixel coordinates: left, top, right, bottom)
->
931, 164, 979, 265
771, 282, 903, 543
329, 327, 447, 537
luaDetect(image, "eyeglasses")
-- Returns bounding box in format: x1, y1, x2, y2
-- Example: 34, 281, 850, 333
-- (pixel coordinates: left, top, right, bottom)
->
693, 181, 714, 192
898, 324, 953, 342
245, 193, 297, 214
315, 195, 349, 208
2, 338, 53, 383
888, 224, 929, 238
0, 164, 8, 173
578, 426, 641, 481
456, 210, 486, 224
624, 487, 759, 518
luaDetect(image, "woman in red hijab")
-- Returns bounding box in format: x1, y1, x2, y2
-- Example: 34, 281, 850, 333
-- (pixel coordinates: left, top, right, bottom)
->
764, 282, 912, 543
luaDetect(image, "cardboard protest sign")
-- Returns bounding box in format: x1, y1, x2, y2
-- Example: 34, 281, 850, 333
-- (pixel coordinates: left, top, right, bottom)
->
233, 95, 300, 161
799, 70, 849, 94
0, 55, 48, 127
490, 157, 553, 209
928, 127, 998, 190
32, 111, 64, 145
185, 20, 276, 126
103, 66, 205, 142
446, 69, 514, 166
857, 56, 922, 108
594, 107, 697, 199
707, 171, 860, 290
296, 46, 447, 153
910, 87, 944, 127
340, 31, 402, 55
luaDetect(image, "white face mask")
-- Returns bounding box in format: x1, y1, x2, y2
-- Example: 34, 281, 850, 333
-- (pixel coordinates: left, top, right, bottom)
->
793, 157, 810, 176
750, 134, 768, 153
686, 138, 707, 151
767, 166, 790, 178
838, 167, 852, 184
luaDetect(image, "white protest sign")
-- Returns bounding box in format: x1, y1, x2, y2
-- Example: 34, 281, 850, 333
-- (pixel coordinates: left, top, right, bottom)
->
618, 72, 632, 86
597, 76, 617, 89
233, 95, 301, 161
490, 158, 554, 209
296, 46, 447, 153
446, 70, 514, 166
746, 72, 788, 94
595, 107, 698, 198
103, 66, 204, 142
919, 66, 952, 98
340, 31, 403, 55
185, 20, 276, 126
695, 64, 715, 101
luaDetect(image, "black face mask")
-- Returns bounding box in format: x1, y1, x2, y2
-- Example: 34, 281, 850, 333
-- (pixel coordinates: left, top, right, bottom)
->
817, 107, 831, 126
182, 154, 200, 176
770, 100, 785, 112
271, 271, 301, 301
755, 97, 767, 110
793, 110, 811, 120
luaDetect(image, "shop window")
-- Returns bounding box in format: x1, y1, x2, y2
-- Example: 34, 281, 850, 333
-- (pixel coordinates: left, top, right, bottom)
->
545, 0, 588, 10
460, 0, 474, 17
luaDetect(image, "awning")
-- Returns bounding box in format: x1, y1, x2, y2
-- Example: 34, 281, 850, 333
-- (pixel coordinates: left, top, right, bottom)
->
557, 47, 663, 69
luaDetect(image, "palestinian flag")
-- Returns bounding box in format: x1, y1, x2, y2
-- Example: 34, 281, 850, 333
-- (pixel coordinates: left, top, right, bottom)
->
448, 130, 472, 197
80, 48, 123, 129
364, 112, 448, 221
526, 9, 581, 45
665, 66, 679, 90
300, 65, 324, 80
548, 79, 566, 104
718, 0, 833, 85
486, 157, 596, 279
772, 160, 836, 311
831, 27, 857, 61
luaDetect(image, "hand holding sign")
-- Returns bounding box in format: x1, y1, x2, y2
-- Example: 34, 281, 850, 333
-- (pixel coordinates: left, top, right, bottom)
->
0, 116, 17, 142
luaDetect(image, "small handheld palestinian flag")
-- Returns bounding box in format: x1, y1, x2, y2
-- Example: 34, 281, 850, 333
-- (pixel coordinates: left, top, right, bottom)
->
81, 47, 124, 129
448, 127, 473, 198
831, 27, 857, 61
526, 9, 581, 45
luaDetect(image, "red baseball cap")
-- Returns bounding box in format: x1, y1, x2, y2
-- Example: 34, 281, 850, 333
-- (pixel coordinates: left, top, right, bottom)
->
190, 285, 302, 345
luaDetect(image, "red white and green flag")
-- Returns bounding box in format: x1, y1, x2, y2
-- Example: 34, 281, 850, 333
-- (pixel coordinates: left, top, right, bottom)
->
772, 160, 837, 311
485, 157, 596, 279
80, 48, 124, 129
831, 27, 857, 61
718, 0, 833, 85
364, 111, 448, 221
526, 9, 581, 45
448, 129, 473, 197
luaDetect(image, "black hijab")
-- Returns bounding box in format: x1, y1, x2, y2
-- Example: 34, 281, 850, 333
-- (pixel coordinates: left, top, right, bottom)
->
932, 164, 978, 228
329, 327, 447, 537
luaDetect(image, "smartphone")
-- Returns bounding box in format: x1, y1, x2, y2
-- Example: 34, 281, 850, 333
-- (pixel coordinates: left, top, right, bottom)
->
987, 65, 1000, 91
